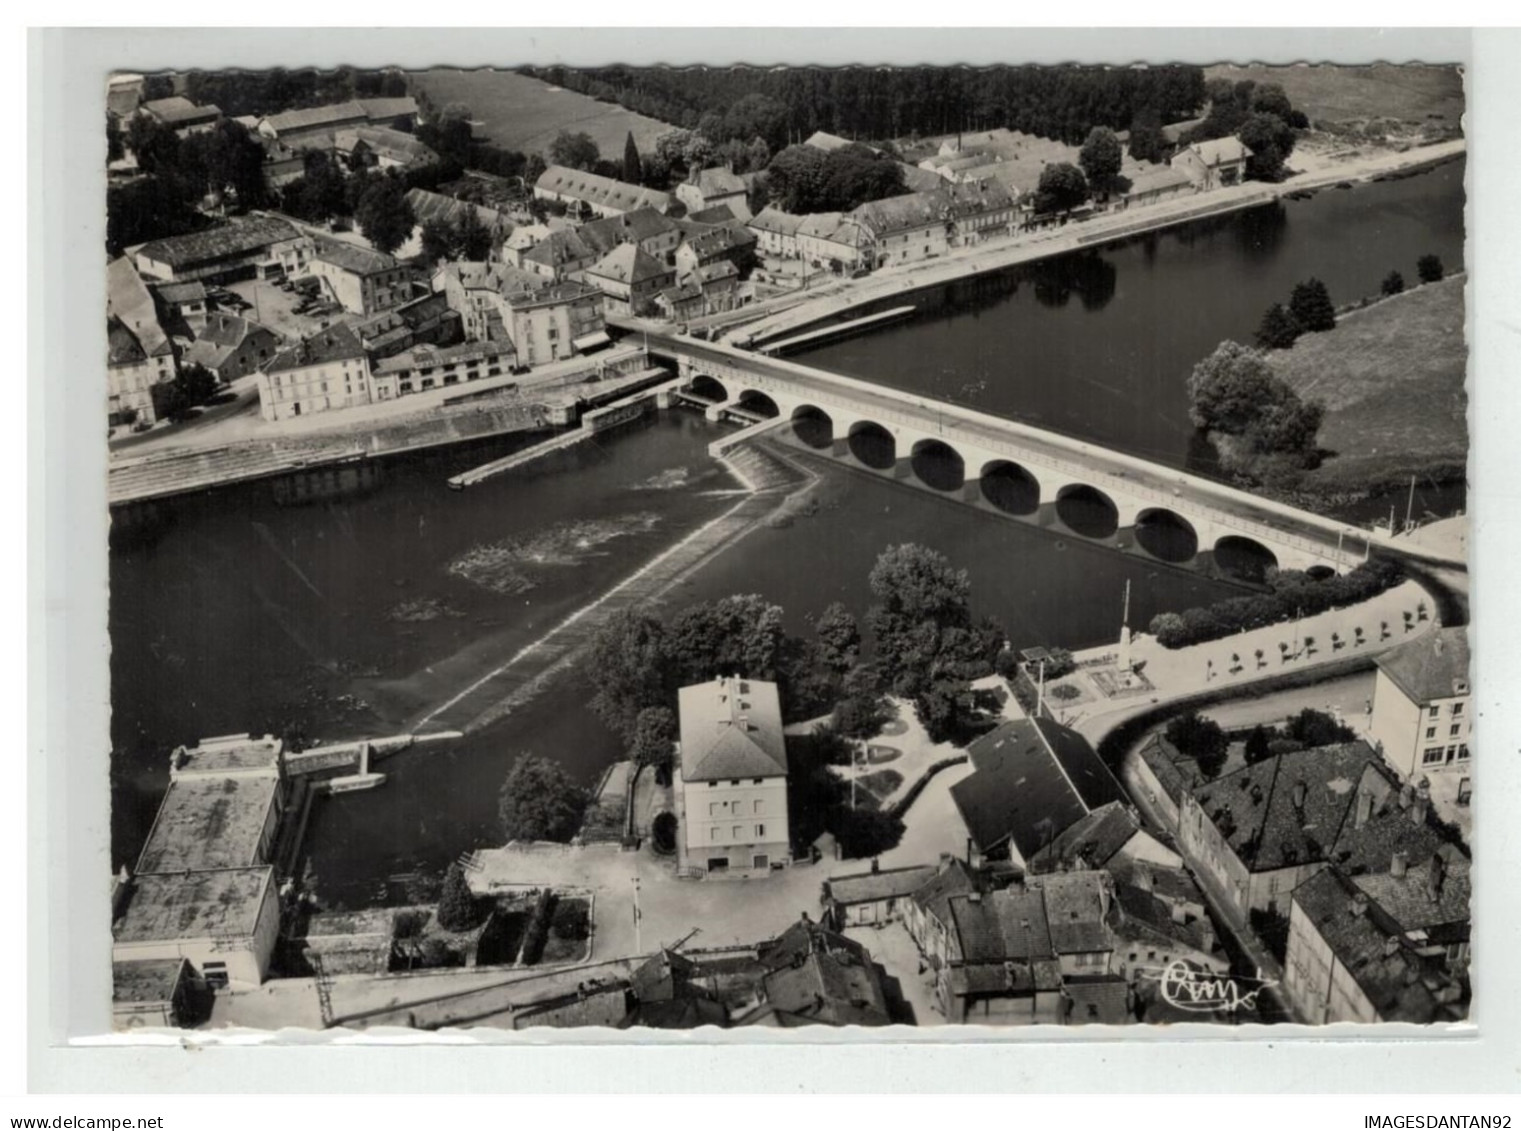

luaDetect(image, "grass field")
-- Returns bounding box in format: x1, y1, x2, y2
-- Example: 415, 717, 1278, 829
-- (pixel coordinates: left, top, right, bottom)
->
411, 69, 677, 160
1204, 64, 1464, 128
1269, 275, 1467, 491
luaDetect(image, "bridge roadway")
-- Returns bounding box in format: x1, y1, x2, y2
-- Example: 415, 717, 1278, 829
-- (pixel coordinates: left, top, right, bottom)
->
613, 317, 1467, 576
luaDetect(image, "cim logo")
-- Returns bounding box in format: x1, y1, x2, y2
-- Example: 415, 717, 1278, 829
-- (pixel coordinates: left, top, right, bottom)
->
1142, 959, 1278, 1015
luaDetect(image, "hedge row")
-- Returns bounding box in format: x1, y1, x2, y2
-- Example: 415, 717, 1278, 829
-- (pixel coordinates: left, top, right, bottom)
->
1148, 558, 1406, 649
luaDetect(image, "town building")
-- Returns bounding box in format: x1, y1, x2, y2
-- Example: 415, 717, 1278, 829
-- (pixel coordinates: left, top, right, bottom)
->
902, 855, 979, 970
518, 228, 600, 282
1025, 799, 1182, 876
1171, 137, 1253, 190
502, 279, 606, 367
938, 887, 1065, 1024
112, 958, 193, 1030
257, 138, 306, 194
140, 95, 222, 136
673, 676, 791, 878
578, 207, 684, 265
354, 291, 462, 361
1369, 627, 1471, 783
941, 180, 1019, 243
133, 215, 301, 284
404, 189, 513, 250
850, 192, 952, 268
1026, 870, 1115, 977
653, 283, 706, 323
792, 212, 870, 271
181, 313, 282, 382
1282, 863, 1468, 1024
500, 223, 553, 268
585, 243, 675, 317
747, 207, 805, 259
258, 98, 418, 149
152, 280, 210, 334
107, 256, 177, 427
354, 97, 420, 132
534, 165, 674, 219
333, 126, 438, 173
1122, 164, 1196, 208
675, 166, 752, 222
1108, 867, 1229, 987
257, 322, 372, 422
821, 863, 940, 929
112, 735, 289, 991
1174, 741, 1451, 916
752, 916, 891, 1026
369, 340, 517, 401
295, 236, 414, 316
950, 718, 1127, 869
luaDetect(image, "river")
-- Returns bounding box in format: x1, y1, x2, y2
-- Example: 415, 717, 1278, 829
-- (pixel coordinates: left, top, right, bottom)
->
109, 158, 1467, 907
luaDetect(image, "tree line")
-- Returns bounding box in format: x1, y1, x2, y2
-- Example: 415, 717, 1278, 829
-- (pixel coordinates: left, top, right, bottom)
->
521, 64, 1206, 148
181, 67, 409, 120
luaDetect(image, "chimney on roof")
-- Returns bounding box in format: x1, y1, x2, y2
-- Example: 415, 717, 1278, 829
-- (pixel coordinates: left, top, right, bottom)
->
1354, 788, 1376, 830
1291, 780, 1308, 810
870, 858, 880, 875
1411, 781, 1431, 827
1426, 852, 1447, 902
1391, 850, 1409, 879
938, 852, 954, 874
967, 891, 982, 904
1383, 934, 1403, 959
1350, 890, 1370, 918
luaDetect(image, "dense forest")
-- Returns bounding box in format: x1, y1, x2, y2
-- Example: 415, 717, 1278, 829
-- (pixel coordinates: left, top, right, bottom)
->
181, 67, 409, 119
516, 64, 1207, 147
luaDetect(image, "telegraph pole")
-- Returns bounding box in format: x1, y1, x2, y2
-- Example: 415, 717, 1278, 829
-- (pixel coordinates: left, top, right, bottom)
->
1404, 474, 1418, 533
632, 876, 643, 955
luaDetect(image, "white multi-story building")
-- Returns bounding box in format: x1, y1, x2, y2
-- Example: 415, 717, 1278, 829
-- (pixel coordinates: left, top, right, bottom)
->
256, 323, 372, 422
673, 677, 791, 878
1369, 627, 1471, 782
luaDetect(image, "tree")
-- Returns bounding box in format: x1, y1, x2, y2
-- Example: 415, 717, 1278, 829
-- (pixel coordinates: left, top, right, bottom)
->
549, 130, 601, 172
1164, 711, 1228, 778
1255, 302, 1302, 350
498, 753, 587, 843
665, 594, 788, 688
585, 610, 672, 742
813, 602, 861, 673
629, 706, 677, 774
452, 204, 492, 261
622, 131, 643, 184
106, 177, 200, 256
651, 811, 679, 854
150, 363, 219, 424
1417, 254, 1445, 284
1127, 107, 1168, 164
1381, 270, 1406, 297
436, 862, 479, 931
1187, 341, 1286, 433
765, 144, 829, 212
1078, 127, 1124, 196
832, 665, 888, 741
354, 175, 415, 256
1249, 82, 1295, 122
1033, 162, 1090, 216
419, 217, 454, 263
1244, 724, 1272, 764
1285, 708, 1357, 748
285, 149, 348, 220
1288, 277, 1336, 333
1237, 112, 1296, 181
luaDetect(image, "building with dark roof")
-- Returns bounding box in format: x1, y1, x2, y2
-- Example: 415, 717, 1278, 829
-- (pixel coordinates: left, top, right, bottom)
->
850, 191, 952, 267
334, 126, 438, 172
257, 101, 371, 146
676, 165, 752, 221
141, 95, 222, 135
518, 228, 600, 282
950, 718, 1126, 867
937, 887, 1063, 1024
404, 189, 512, 245
576, 207, 683, 264
903, 855, 979, 969
1025, 799, 1181, 876
181, 313, 282, 381
747, 206, 806, 258
107, 256, 177, 426
1028, 871, 1115, 975
584, 243, 675, 316
1060, 974, 1135, 1024
534, 165, 674, 219
256, 323, 372, 422
1109, 872, 1228, 988
1283, 866, 1467, 1025
753, 916, 891, 1026
369, 339, 517, 401
134, 215, 301, 283
112, 958, 192, 1030
822, 863, 940, 929
1370, 627, 1471, 784
354, 291, 461, 361
673, 677, 790, 878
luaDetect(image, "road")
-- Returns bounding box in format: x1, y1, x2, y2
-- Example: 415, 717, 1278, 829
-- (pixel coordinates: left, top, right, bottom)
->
617, 326, 1467, 574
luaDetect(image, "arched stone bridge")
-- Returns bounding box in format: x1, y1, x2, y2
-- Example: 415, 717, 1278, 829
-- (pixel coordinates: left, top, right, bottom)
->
616, 324, 1420, 581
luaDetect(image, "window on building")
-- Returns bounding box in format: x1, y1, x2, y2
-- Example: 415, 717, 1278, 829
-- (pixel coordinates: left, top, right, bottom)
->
1451, 702, 1464, 716
1428, 705, 1440, 719
753, 778, 764, 785
1426, 726, 1437, 740
730, 780, 740, 787
732, 826, 742, 840
1458, 744, 1470, 761
1422, 747, 1446, 766
708, 782, 716, 788
754, 800, 765, 815
712, 827, 721, 841
709, 803, 720, 817
755, 824, 766, 838
1450, 724, 1462, 738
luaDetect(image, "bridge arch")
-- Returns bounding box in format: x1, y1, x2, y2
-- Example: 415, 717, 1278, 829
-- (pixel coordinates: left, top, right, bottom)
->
910, 438, 965, 492
1133, 507, 1199, 564
789, 404, 835, 449
978, 460, 1041, 516
1055, 484, 1120, 540
1214, 535, 1279, 584
687, 373, 728, 403
736, 389, 780, 418
847, 421, 896, 470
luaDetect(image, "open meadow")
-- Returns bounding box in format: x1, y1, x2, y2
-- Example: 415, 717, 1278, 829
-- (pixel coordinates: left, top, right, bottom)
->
410, 69, 676, 159
1204, 63, 1464, 131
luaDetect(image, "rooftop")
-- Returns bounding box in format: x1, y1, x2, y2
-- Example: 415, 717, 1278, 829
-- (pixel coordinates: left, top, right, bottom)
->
373, 338, 515, 375
1375, 627, 1470, 704
171, 732, 282, 776
587, 243, 672, 288
677, 677, 788, 782
1111, 880, 1217, 956
689, 204, 739, 225
155, 280, 207, 305
1124, 164, 1195, 195
334, 126, 437, 166
536, 165, 673, 214
143, 96, 220, 126
578, 207, 680, 258
404, 188, 511, 234
1026, 800, 1141, 874
107, 257, 172, 359
264, 322, 367, 375
136, 216, 299, 271
951, 718, 1125, 859
825, 864, 939, 907
1182, 137, 1253, 166
909, 857, 979, 925
1352, 846, 1471, 935
1292, 868, 1464, 1023
519, 228, 597, 271
948, 888, 1054, 963
850, 191, 949, 237
114, 867, 274, 944
748, 207, 806, 238
1062, 974, 1133, 1024
134, 775, 280, 875
112, 959, 188, 1006
311, 234, 401, 276
692, 166, 747, 197
355, 96, 419, 121
1029, 871, 1112, 955
261, 101, 369, 136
